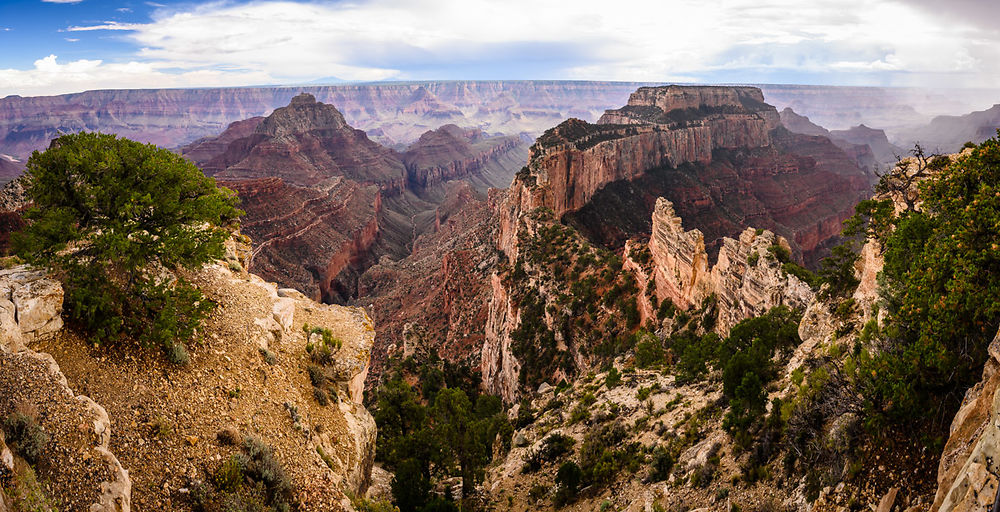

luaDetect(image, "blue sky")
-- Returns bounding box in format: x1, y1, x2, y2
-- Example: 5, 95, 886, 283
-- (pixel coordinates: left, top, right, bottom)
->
2, 0, 999, 97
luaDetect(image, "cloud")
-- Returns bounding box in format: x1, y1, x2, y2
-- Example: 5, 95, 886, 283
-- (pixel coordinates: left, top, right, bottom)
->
0, 54, 273, 97
41, 0, 84, 3
6, 0, 1000, 96
67, 21, 143, 32
65, 38, 79, 42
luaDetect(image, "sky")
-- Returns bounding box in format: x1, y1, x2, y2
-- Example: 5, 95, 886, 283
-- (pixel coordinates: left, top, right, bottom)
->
1, 0, 999, 97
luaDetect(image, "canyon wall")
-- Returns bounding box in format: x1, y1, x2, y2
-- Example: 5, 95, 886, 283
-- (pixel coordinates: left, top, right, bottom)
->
0, 81, 976, 166
0, 81, 648, 160
484, 85, 871, 399
195, 94, 529, 306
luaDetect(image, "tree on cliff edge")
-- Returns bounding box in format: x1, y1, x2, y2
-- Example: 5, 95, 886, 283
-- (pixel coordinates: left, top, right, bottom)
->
13, 132, 243, 362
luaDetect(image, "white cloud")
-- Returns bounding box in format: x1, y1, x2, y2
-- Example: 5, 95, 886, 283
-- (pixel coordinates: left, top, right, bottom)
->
67, 21, 142, 32
41, 0, 84, 3
0, 55, 273, 97
5, 0, 1000, 96
64, 38, 79, 42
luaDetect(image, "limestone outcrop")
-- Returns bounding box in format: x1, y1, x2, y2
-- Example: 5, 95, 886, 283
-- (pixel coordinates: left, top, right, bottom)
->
933, 330, 1000, 512
0, 255, 378, 510
0, 266, 131, 512
647, 198, 814, 334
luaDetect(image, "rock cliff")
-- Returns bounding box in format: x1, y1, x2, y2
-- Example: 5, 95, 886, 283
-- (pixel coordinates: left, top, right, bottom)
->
484, 85, 872, 399
647, 198, 814, 334
0, 81, 647, 161
933, 330, 1000, 512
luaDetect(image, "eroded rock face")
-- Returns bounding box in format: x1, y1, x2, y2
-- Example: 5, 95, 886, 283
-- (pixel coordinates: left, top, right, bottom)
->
202, 93, 407, 192
648, 198, 815, 334
0, 266, 63, 350
934, 331, 1000, 512
0, 81, 645, 162
0, 266, 130, 512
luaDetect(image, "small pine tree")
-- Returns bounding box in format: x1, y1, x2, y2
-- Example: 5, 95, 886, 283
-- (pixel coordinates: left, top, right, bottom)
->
13, 132, 243, 358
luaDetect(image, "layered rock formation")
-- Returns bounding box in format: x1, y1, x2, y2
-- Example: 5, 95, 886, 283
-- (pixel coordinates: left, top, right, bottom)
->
897, 103, 1000, 154
0, 81, 647, 161
401, 124, 526, 191
779, 107, 901, 169
185, 94, 528, 305
357, 181, 500, 385
201, 94, 407, 192
484, 85, 872, 399
646, 198, 814, 334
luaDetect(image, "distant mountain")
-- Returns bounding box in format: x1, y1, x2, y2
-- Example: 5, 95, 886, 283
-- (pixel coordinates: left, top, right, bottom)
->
779, 107, 901, 169
896, 104, 1000, 154
0, 81, 650, 161
182, 93, 529, 304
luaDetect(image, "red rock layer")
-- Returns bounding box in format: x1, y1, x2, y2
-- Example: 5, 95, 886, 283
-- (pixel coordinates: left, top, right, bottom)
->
357, 182, 498, 386
221, 177, 381, 303
189, 95, 529, 305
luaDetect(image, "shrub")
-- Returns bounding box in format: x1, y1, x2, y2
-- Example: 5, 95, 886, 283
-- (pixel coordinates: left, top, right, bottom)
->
307, 365, 325, 387
851, 137, 1000, 427
3, 413, 49, 465
605, 367, 621, 388
553, 461, 583, 506
213, 454, 247, 493
648, 445, 674, 482
13, 133, 242, 355
767, 244, 791, 264
260, 348, 276, 365
523, 433, 576, 473
313, 387, 329, 406
635, 332, 666, 368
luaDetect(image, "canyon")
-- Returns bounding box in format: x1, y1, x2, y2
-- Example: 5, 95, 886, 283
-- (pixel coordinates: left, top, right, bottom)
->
0, 81, 987, 168
482, 84, 875, 401
183, 93, 529, 306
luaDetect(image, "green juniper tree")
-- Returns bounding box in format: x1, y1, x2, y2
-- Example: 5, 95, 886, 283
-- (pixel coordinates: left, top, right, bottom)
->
13, 132, 242, 361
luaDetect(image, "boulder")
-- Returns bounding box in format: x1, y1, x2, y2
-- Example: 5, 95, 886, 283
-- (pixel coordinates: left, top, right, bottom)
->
0, 266, 64, 349
272, 297, 295, 331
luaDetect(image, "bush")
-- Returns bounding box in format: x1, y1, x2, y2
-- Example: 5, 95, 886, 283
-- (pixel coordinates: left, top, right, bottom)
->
213, 454, 247, 493
635, 332, 666, 368
523, 433, 576, 473
13, 133, 242, 355
554, 461, 583, 506
648, 445, 674, 482
604, 367, 621, 388
3, 413, 49, 465
307, 365, 325, 387
767, 244, 791, 264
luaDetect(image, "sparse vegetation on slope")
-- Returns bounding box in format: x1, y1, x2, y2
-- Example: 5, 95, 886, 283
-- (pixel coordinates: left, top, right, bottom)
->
12, 132, 242, 360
